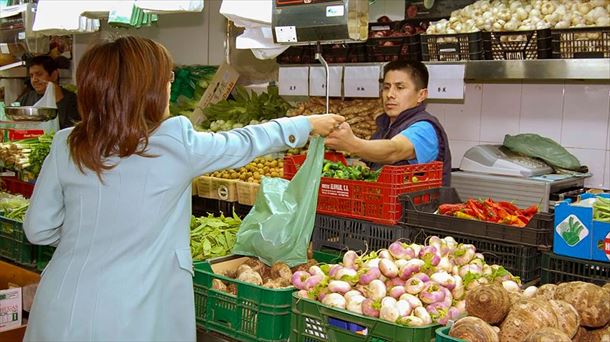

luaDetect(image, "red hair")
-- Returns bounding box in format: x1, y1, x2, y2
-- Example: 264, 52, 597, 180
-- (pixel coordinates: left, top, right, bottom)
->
68, 36, 173, 179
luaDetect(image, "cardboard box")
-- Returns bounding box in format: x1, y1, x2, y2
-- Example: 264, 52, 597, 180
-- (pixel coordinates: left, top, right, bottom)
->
0, 261, 40, 340
191, 63, 240, 126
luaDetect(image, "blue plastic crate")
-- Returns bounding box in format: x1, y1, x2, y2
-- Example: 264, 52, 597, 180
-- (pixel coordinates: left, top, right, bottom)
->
592, 220, 610, 262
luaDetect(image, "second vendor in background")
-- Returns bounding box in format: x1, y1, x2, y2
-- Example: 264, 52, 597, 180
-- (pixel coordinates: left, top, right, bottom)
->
326, 60, 451, 186
17, 55, 80, 129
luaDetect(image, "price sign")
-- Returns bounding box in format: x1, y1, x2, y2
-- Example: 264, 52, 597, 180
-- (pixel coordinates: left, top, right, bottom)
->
309, 66, 342, 97
279, 66, 309, 96
426, 64, 465, 100
344, 65, 381, 98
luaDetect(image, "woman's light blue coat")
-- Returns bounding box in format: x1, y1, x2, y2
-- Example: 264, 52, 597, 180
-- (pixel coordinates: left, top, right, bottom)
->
23, 116, 311, 341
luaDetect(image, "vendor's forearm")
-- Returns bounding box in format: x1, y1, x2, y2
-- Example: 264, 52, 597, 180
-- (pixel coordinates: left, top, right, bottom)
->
350, 137, 413, 164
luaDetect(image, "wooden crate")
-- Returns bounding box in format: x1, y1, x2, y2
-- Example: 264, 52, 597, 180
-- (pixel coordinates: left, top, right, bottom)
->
237, 181, 260, 206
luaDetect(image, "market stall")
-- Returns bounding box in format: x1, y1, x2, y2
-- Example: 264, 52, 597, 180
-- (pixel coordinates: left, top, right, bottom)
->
0, 0, 609, 341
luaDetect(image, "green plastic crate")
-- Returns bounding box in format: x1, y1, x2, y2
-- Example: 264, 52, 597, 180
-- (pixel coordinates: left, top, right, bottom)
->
290, 292, 439, 342
435, 326, 464, 342
193, 255, 295, 342
36, 245, 56, 272
0, 216, 34, 267
312, 248, 343, 264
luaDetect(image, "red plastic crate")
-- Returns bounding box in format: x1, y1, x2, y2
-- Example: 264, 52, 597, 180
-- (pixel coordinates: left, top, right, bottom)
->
8, 129, 44, 141
0, 176, 34, 198
283, 153, 442, 225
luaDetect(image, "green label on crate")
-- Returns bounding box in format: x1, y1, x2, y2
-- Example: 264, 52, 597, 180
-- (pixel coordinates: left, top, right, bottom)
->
556, 214, 589, 247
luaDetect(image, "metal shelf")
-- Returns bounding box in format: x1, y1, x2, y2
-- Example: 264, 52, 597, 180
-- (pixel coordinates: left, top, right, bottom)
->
278, 59, 610, 82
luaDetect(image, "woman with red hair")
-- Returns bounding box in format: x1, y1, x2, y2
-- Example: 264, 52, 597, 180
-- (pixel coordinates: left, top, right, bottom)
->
23, 36, 343, 341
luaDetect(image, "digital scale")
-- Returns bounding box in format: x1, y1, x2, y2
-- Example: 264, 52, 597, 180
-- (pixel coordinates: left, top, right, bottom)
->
453, 144, 589, 212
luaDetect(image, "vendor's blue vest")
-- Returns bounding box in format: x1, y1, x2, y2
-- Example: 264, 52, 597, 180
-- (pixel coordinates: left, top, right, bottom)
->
370, 103, 451, 186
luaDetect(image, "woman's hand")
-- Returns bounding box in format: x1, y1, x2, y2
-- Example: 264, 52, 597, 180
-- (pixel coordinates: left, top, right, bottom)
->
308, 114, 345, 137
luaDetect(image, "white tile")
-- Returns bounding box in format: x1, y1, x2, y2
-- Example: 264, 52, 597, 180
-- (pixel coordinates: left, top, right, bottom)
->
480, 83, 522, 142
444, 84, 482, 141
426, 103, 446, 127
566, 148, 607, 188
604, 151, 610, 190
561, 84, 610, 149
519, 83, 564, 142
449, 140, 479, 169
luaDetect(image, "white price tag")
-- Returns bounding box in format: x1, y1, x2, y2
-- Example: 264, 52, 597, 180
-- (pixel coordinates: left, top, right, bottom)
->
326, 5, 344, 17
274, 26, 297, 43
309, 66, 342, 98
279, 66, 309, 96
0, 43, 9, 54
344, 65, 381, 98
426, 64, 465, 100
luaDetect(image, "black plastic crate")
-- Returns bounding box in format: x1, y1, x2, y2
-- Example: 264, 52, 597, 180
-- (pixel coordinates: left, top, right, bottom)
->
483, 29, 551, 60
541, 252, 610, 286
551, 26, 610, 59
403, 224, 542, 283
312, 214, 406, 253
399, 187, 554, 248
367, 34, 421, 62
277, 46, 306, 64
192, 197, 252, 219
421, 32, 484, 61
347, 43, 368, 63
321, 44, 349, 63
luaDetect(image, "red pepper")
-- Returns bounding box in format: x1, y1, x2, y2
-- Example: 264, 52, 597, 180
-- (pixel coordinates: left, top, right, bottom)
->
455, 211, 477, 220
467, 200, 486, 221
462, 208, 477, 217
520, 205, 539, 218
439, 203, 465, 216
517, 214, 529, 226
498, 201, 520, 215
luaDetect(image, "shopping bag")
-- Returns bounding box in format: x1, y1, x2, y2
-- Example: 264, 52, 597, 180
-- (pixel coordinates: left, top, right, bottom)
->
232, 136, 324, 267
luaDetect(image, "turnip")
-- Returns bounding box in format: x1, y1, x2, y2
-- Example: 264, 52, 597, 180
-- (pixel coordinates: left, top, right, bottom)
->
411, 272, 430, 282
482, 264, 493, 277
420, 246, 441, 267
364, 279, 387, 301
523, 286, 537, 298
396, 315, 425, 327
297, 289, 309, 298
291, 271, 311, 290
446, 306, 464, 322
389, 285, 406, 299
465, 283, 511, 325
437, 256, 453, 273
443, 236, 457, 249
396, 300, 412, 317
420, 281, 445, 304
308, 265, 324, 278
449, 316, 499, 342
364, 258, 380, 269
453, 244, 476, 266
343, 250, 359, 270
427, 301, 450, 324
304, 274, 324, 290
328, 280, 351, 294
344, 290, 362, 303
399, 259, 425, 280
379, 259, 399, 278
378, 249, 393, 260
452, 275, 465, 300
394, 259, 408, 270
470, 258, 485, 267
405, 277, 426, 295
454, 299, 466, 313
381, 296, 397, 308
388, 241, 414, 260
336, 267, 357, 281
399, 293, 423, 309
431, 271, 456, 290
361, 298, 380, 318
440, 287, 453, 307
474, 252, 484, 261
346, 295, 366, 314
385, 277, 405, 288
359, 267, 381, 285
413, 306, 432, 324
322, 292, 347, 309
502, 280, 520, 293
419, 245, 437, 258
411, 244, 423, 257
380, 305, 400, 323
459, 264, 482, 278
328, 265, 342, 278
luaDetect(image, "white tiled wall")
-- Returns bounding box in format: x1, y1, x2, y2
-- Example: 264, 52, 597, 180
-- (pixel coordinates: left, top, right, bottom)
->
428, 82, 610, 189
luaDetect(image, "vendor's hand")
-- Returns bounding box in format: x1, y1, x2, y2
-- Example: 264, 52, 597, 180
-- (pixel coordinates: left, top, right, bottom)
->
325, 122, 358, 153
308, 114, 345, 137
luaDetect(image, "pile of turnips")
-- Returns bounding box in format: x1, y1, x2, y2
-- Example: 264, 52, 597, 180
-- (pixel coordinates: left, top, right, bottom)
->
292, 236, 520, 327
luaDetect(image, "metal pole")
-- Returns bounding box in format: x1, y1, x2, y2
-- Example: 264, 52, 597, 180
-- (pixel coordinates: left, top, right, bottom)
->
315, 42, 330, 114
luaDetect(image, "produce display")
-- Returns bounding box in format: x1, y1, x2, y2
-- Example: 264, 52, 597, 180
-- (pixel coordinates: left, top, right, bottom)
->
427, 0, 610, 34
190, 212, 241, 261
593, 196, 610, 222
0, 133, 54, 177
369, 15, 429, 39
287, 97, 383, 140
449, 281, 610, 342
438, 199, 539, 227
292, 236, 519, 327
201, 85, 291, 132
169, 65, 218, 118
206, 156, 284, 184
0, 191, 29, 222
322, 160, 381, 181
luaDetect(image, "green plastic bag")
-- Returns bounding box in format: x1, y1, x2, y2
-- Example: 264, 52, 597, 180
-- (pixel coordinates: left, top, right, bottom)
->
232, 136, 325, 267
503, 133, 581, 171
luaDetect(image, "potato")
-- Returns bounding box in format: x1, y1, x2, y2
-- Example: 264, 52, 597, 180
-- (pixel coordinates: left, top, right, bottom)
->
555, 282, 610, 328
524, 327, 571, 342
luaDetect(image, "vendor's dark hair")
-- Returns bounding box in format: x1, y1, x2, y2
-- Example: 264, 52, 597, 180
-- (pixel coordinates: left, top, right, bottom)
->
383, 60, 429, 90
28, 55, 58, 75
